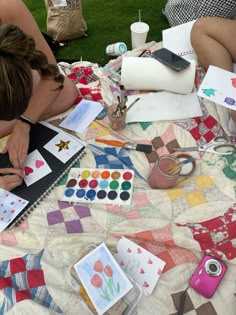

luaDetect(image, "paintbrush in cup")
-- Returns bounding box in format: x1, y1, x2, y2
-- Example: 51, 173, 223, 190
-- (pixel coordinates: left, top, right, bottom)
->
124, 97, 140, 113
166, 157, 195, 175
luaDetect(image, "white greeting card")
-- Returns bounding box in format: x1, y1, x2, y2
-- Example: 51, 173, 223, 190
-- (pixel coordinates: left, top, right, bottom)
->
113, 237, 166, 296
44, 132, 84, 163
74, 243, 133, 315
197, 65, 236, 110
0, 188, 28, 232
23, 150, 52, 186
60, 99, 103, 133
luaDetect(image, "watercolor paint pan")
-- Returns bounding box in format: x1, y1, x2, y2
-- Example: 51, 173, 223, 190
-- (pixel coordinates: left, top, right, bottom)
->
62, 168, 134, 206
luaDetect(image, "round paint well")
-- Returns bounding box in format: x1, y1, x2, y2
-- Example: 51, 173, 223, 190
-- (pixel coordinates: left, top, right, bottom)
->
120, 191, 130, 201
123, 171, 133, 180
76, 189, 85, 198
66, 179, 77, 188
101, 170, 110, 179
89, 179, 98, 189
121, 181, 131, 190
79, 179, 88, 188
91, 170, 100, 178
81, 170, 90, 178
86, 189, 96, 200
109, 180, 119, 190
99, 180, 109, 189
111, 171, 121, 180
108, 190, 118, 200
64, 188, 75, 197
97, 190, 107, 199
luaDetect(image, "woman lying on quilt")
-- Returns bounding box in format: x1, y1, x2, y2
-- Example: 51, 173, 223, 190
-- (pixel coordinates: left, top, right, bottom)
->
0, 0, 78, 176
191, 17, 236, 133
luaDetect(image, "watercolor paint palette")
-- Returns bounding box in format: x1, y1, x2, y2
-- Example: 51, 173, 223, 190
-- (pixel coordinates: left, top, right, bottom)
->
62, 168, 134, 205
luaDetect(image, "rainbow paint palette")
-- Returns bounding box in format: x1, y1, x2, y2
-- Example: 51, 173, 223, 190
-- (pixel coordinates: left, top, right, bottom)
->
62, 168, 134, 205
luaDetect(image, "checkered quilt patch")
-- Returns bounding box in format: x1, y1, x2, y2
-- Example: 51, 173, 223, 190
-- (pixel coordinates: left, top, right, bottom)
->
177, 203, 236, 260
89, 144, 145, 181
0, 251, 62, 314
170, 290, 217, 315
145, 124, 181, 164
46, 201, 104, 239
116, 225, 198, 273
167, 175, 232, 218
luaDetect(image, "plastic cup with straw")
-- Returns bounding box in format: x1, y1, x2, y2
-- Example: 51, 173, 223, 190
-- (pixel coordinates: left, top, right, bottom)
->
130, 9, 150, 49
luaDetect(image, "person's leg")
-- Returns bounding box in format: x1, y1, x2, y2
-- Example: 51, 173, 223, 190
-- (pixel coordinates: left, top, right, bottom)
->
191, 17, 236, 125
191, 17, 236, 71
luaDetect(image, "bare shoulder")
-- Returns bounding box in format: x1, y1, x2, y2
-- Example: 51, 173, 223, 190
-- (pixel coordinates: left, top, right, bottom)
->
0, 0, 27, 23
0, 0, 56, 64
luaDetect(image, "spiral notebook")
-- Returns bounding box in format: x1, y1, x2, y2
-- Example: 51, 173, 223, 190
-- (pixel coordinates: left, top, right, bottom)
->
162, 20, 196, 57
0, 122, 86, 229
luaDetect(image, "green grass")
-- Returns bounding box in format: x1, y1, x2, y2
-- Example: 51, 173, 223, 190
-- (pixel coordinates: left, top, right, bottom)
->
23, 0, 169, 65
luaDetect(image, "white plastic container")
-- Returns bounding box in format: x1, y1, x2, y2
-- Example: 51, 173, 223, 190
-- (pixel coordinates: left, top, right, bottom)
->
106, 42, 127, 56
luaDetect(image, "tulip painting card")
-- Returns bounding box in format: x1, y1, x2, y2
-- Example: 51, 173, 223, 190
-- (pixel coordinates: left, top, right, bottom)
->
74, 243, 133, 315
113, 237, 166, 296
197, 65, 236, 110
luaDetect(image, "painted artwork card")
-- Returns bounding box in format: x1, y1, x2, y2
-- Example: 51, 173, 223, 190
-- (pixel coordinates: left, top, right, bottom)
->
59, 99, 103, 133
74, 243, 133, 315
197, 65, 236, 110
23, 150, 52, 186
44, 132, 84, 163
0, 188, 28, 232
113, 237, 166, 296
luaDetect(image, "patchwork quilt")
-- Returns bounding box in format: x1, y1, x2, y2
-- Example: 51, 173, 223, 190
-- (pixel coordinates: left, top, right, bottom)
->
0, 42, 236, 315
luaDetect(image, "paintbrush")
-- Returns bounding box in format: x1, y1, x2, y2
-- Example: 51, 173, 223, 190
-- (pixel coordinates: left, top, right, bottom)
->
166, 157, 195, 175
124, 97, 140, 113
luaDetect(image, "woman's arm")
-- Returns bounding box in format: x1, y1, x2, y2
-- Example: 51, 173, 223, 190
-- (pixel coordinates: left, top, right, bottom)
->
1, 0, 77, 168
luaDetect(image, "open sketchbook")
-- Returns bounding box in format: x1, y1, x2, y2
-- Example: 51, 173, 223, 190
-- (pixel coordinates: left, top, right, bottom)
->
0, 122, 86, 229
162, 20, 196, 59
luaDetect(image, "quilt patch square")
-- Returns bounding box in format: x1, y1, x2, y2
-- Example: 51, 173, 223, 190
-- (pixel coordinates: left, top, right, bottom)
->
0, 251, 62, 314
145, 125, 181, 163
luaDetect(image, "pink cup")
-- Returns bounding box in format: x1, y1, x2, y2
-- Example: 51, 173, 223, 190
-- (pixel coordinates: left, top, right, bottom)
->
148, 155, 181, 189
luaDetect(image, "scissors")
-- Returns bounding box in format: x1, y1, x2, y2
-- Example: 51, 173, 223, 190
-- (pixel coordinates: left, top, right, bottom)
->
172, 136, 236, 155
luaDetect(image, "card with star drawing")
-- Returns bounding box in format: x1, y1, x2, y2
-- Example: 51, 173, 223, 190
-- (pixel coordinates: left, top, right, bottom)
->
44, 132, 82, 163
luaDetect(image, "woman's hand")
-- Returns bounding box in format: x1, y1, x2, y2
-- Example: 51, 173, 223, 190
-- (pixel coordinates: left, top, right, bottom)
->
2, 120, 30, 169
0, 168, 23, 191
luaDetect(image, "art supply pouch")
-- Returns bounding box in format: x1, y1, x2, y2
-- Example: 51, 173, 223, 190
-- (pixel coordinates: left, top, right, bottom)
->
65, 244, 142, 315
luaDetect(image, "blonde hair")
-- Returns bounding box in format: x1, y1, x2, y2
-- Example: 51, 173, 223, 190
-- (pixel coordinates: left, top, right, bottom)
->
0, 24, 64, 120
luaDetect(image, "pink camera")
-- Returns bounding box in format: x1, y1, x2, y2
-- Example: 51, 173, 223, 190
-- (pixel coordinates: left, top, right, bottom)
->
189, 255, 227, 298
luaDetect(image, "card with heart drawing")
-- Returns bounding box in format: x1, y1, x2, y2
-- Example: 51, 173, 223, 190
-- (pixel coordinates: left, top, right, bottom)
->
23, 149, 52, 186
113, 237, 166, 296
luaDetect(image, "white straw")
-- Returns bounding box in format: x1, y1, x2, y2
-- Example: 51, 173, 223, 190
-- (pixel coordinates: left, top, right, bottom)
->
139, 9, 141, 22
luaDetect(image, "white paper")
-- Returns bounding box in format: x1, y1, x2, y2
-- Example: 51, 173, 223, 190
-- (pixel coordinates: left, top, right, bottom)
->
125, 91, 202, 123
60, 99, 103, 133
121, 57, 196, 95
0, 189, 28, 232
162, 20, 196, 57
114, 237, 165, 296
51, 0, 67, 7
197, 65, 236, 110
